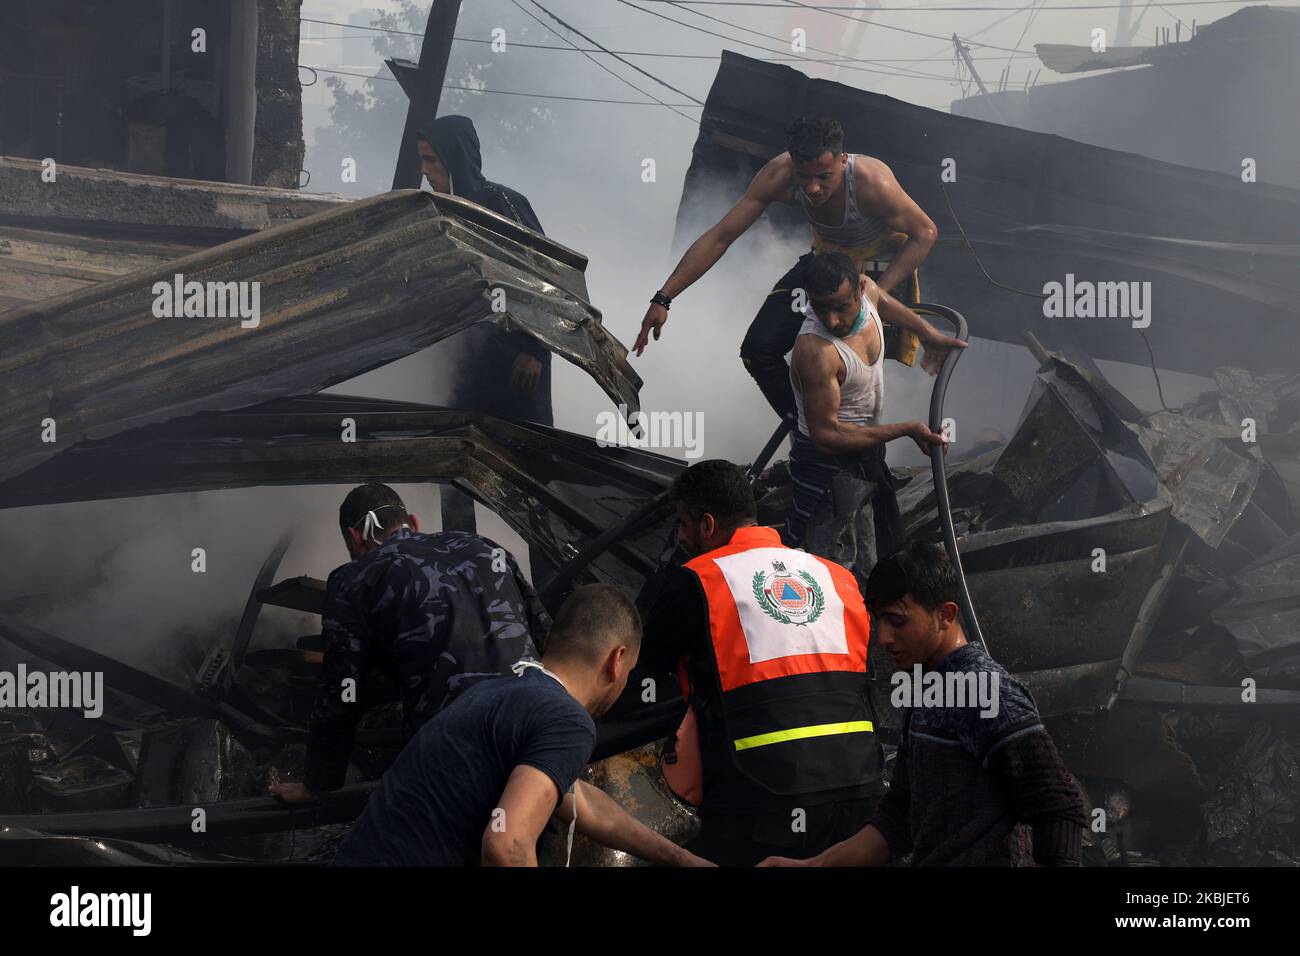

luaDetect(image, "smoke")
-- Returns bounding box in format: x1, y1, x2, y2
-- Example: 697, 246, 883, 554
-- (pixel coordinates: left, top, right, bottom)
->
0, 483, 440, 682
0, 0, 1234, 684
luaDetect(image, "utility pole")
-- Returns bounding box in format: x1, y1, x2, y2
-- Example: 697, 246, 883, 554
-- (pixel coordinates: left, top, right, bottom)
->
954, 34, 1011, 124
389, 0, 461, 190
953, 34, 990, 95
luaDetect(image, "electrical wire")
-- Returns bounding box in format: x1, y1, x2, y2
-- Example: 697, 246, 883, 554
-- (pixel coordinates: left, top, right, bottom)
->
302, 17, 1034, 61
612, 0, 963, 80
1003, 0, 1044, 75
510, 0, 700, 123
637, 0, 1245, 10
657, 0, 957, 79
1149, 0, 1190, 27
775, 0, 1038, 52
1136, 328, 1182, 417
524, 0, 705, 108
939, 183, 1047, 298
301, 64, 704, 106
939, 183, 1181, 416
301, 14, 1032, 63
885, 2, 1046, 80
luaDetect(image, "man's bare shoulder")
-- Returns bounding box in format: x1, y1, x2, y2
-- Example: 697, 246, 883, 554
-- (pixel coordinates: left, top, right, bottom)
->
754, 152, 797, 203
859, 272, 883, 307
792, 330, 836, 369
852, 153, 895, 181
853, 154, 902, 202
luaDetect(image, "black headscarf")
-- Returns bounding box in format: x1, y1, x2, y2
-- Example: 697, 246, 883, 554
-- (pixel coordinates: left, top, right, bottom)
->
416, 115, 544, 234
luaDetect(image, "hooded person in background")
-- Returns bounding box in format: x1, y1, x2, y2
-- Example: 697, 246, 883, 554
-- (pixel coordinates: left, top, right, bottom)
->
417, 114, 553, 427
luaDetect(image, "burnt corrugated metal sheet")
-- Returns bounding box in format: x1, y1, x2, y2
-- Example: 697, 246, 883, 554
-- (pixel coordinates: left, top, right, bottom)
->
0, 189, 641, 485
0, 394, 676, 596
0, 157, 351, 309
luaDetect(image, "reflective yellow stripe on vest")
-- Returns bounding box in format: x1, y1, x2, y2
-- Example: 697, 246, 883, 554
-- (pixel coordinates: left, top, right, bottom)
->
733, 720, 874, 752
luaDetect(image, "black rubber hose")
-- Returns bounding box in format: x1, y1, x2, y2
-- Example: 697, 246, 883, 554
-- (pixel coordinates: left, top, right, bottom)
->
912, 302, 987, 652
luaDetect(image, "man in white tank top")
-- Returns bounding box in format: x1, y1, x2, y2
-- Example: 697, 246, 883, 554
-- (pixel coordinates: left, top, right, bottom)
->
785, 252, 954, 553
634, 117, 959, 424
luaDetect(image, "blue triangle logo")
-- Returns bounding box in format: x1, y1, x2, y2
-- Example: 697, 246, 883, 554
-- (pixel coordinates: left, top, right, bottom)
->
780, 582, 801, 601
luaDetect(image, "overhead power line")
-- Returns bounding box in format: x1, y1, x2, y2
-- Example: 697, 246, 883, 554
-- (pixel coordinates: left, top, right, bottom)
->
525, 0, 706, 104
637, 0, 1244, 10
612, 0, 964, 79
774, 0, 1037, 52
882, 1, 1049, 77
300, 15, 1033, 63
300, 64, 704, 107
510, 0, 699, 123
656, 0, 957, 79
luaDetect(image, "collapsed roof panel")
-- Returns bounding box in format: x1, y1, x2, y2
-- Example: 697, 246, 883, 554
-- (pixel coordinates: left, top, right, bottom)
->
994, 356, 1160, 524
1133, 413, 1260, 550
1210, 533, 1300, 685
0, 157, 351, 310
0, 395, 680, 598
936, 501, 1170, 675
0, 189, 641, 486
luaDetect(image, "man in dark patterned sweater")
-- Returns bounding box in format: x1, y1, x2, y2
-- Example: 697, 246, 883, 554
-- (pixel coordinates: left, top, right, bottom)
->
760, 541, 1087, 867
270, 482, 548, 802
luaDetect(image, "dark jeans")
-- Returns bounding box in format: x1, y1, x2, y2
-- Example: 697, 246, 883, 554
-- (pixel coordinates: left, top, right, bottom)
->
739, 254, 816, 422
786, 433, 905, 578
446, 324, 554, 427
688, 794, 880, 867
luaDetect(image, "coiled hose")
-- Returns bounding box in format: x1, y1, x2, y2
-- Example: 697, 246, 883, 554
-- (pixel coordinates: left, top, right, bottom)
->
912, 302, 987, 650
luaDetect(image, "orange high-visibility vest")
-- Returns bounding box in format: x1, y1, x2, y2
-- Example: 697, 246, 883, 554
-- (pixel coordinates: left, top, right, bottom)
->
671, 526, 879, 801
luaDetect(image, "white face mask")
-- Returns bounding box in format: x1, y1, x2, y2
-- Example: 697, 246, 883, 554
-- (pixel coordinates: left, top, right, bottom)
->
353, 505, 408, 545
360, 510, 385, 544
510, 659, 566, 691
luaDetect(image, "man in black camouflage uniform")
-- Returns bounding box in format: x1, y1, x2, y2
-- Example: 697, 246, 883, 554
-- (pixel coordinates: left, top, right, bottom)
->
270, 482, 548, 801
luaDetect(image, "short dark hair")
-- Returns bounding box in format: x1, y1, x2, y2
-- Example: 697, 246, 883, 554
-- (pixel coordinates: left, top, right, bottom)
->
865, 541, 961, 612
786, 116, 844, 163
670, 459, 757, 529
805, 251, 859, 299
546, 584, 642, 665
339, 482, 408, 536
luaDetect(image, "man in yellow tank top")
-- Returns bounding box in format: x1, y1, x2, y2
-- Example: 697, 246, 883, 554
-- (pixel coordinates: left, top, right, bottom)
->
635, 116, 963, 423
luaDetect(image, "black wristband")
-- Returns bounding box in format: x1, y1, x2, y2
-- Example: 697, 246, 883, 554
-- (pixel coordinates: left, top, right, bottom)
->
651, 290, 672, 309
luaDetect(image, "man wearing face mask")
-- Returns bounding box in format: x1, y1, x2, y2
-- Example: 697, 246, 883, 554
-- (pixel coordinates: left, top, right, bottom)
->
630, 459, 885, 866
269, 482, 549, 802
634, 115, 957, 423
787, 251, 959, 554
416, 114, 552, 427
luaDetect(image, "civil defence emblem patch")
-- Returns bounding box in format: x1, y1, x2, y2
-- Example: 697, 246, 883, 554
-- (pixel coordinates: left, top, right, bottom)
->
751, 559, 825, 626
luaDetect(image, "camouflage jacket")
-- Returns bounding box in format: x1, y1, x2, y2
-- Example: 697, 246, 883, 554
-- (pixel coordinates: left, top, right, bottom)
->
305, 529, 548, 791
